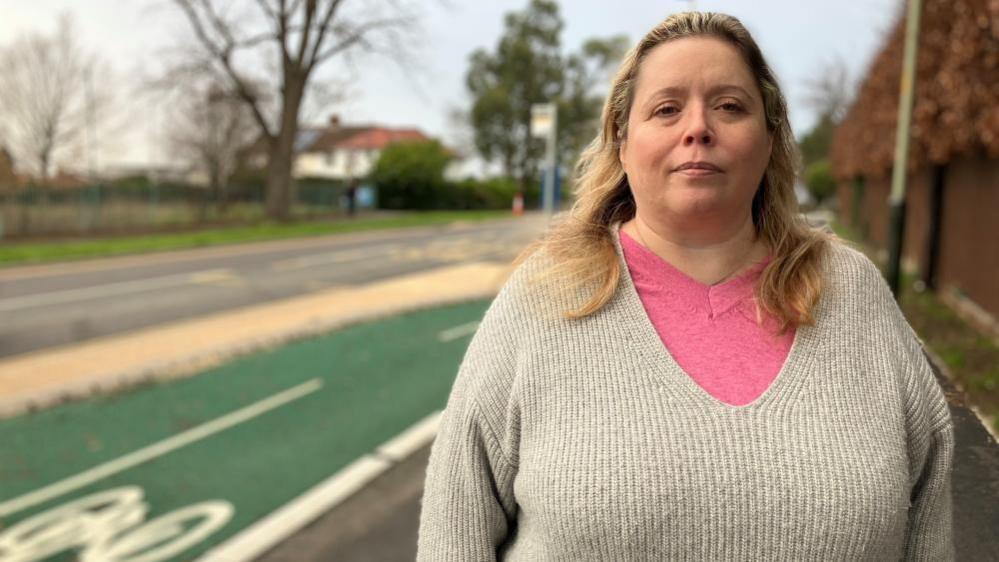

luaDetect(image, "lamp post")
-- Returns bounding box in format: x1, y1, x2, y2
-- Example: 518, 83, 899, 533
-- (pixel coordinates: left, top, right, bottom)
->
886, 0, 924, 299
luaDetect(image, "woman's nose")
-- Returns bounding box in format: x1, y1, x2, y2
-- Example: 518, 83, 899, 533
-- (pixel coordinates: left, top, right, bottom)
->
682, 110, 714, 146
684, 131, 713, 145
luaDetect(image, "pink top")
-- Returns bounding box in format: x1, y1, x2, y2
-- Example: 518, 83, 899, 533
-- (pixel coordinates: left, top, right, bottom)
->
620, 229, 795, 406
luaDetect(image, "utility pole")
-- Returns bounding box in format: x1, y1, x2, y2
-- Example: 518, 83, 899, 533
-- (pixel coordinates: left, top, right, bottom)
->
886, 0, 924, 299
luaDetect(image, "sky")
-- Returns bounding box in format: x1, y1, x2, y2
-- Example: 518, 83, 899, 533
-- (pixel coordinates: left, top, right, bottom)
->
0, 0, 903, 173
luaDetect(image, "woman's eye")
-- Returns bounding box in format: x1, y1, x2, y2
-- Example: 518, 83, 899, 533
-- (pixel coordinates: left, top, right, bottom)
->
655, 105, 679, 116
719, 102, 743, 112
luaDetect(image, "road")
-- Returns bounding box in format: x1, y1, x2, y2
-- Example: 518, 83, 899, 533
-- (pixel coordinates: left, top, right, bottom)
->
0, 215, 547, 358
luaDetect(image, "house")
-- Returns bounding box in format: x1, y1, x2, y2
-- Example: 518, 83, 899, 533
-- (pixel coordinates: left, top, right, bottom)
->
291, 116, 433, 181
830, 0, 999, 334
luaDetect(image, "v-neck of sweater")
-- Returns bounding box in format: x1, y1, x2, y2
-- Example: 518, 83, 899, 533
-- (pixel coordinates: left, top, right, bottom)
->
619, 228, 772, 319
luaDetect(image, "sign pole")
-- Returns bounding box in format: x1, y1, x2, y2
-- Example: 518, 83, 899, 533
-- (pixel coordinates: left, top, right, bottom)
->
531, 103, 558, 218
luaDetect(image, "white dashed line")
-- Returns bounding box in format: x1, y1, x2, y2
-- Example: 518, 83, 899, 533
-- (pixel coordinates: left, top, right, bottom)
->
0, 268, 238, 312
437, 321, 480, 342
0, 379, 323, 518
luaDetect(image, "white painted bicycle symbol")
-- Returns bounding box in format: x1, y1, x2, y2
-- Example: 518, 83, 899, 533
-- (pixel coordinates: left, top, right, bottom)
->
0, 486, 233, 562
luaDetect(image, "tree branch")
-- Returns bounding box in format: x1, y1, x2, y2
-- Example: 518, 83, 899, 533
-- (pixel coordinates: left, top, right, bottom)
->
172, 0, 274, 139
291, 0, 317, 70
311, 17, 408, 69
253, 0, 277, 20
277, 0, 291, 64
304, 0, 345, 72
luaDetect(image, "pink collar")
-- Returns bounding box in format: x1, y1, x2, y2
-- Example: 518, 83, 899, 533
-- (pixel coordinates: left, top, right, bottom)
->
619, 228, 771, 318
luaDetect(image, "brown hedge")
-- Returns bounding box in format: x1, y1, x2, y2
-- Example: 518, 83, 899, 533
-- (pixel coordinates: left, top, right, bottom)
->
831, 0, 999, 180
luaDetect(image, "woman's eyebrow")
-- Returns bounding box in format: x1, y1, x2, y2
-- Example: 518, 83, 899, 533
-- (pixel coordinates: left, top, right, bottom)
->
642, 84, 755, 108
707, 84, 754, 99
640, 86, 685, 110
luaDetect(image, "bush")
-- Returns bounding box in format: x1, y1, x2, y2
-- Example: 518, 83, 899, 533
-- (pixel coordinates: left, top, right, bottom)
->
368, 139, 556, 210
804, 159, 836, 207
449, 177, 520, 210
369, 140, 453, 210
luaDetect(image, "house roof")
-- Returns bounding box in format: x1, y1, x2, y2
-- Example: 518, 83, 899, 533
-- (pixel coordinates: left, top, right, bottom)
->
242, 120, 437, 167
830, 0, 999, 179
302, 125, 429, 153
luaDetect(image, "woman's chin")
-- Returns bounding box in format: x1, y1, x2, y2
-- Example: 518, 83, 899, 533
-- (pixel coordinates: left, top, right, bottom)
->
660, 195, 731, 217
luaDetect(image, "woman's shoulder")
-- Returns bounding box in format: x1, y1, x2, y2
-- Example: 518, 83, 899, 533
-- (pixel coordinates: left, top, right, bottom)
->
492, 244, 584, 322
821, 237, 884, 284
818, 237, 894, 305
812, 237, 920, 348
817, 239, 950, 430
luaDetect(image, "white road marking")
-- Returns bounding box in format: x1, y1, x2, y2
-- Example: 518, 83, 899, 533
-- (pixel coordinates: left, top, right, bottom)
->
375, 411, 444, 462
270, 248, 385, 271
196, 411, 443, 562
0, 268, 238, 312
437, 321, 480, 342
0, 486, 233, 562
0, 378, 323, 518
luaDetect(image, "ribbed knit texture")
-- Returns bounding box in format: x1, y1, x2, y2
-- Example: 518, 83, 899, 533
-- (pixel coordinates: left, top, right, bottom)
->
619, 229, 795, 406
417, 223, 955, 561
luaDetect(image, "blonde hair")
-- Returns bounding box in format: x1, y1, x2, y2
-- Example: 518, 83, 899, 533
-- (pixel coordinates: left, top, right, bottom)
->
519, 11, 831, 334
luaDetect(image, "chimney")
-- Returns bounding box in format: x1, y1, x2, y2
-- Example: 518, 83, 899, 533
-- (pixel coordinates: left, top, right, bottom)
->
329, 115, 340, 127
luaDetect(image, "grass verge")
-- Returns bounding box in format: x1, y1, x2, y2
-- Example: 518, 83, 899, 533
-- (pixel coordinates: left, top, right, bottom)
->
0, 210, 511, 267
831, 221, 999, 434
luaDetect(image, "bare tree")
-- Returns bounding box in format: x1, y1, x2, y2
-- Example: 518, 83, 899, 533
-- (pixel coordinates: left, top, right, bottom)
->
802, 57, 853, 124
798, 57, 856, 168
167, 84, 258, 215
167, 0, 419, 220
0, 16, 112, 183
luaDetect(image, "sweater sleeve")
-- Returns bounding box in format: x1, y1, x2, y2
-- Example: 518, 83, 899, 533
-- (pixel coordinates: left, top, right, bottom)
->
901, 343, 955, 561
850, 246, 955, 560
417, 391, 518, 561
417, 271, 527, 560
894, 306, 955, 560
904, 421, 955, 561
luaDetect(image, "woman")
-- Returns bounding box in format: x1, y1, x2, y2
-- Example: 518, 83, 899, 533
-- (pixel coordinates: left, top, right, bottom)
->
418, 12, 953, 561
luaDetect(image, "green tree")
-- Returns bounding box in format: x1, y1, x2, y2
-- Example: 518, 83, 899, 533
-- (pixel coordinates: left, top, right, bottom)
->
466, 0, 625, 192
558, 36, 630, 167
804, 159, 836, 207
799, 114, 836, 168
369, 140, 453, 209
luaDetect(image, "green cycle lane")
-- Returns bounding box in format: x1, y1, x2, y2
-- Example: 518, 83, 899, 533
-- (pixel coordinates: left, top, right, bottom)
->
0, 299, 491, 561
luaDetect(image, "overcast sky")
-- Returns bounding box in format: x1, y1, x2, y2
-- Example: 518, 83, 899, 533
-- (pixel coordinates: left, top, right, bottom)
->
0, 0, 903, 172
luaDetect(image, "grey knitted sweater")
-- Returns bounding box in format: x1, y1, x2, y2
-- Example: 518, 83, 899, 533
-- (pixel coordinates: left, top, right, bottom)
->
417, 227, 955, 561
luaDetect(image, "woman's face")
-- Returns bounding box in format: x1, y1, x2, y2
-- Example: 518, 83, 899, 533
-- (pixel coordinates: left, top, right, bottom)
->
619, 36, 772, 227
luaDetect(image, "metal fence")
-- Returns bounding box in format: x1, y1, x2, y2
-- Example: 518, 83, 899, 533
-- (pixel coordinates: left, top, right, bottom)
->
0, 180, 354, 240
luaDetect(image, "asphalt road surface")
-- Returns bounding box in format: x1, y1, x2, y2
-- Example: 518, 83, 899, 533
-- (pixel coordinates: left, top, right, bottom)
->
0, 215, 547, 358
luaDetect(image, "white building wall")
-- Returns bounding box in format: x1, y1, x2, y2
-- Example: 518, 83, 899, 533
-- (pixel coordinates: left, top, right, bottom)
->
293, 149, 380, 180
